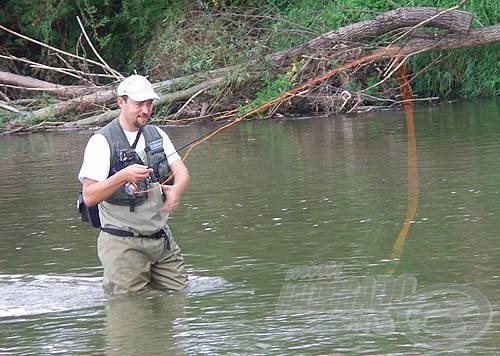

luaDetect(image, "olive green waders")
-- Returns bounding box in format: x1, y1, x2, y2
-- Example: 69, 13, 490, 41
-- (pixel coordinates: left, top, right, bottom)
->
97, 182, 188, 295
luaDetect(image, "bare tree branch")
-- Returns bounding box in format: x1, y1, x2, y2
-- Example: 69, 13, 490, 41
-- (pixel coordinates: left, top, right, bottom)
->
0, 24, 120, 77
63, 76, 228, 127
76, 16, 123, 80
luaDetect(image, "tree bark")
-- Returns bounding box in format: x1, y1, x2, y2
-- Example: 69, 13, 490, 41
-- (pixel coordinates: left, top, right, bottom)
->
25, 66, 239, 122
396, 24, 500, 55
0, 71, 97, 97
31, 87, 116, 120
63, 76, 228, 127
268, 7, 475, 63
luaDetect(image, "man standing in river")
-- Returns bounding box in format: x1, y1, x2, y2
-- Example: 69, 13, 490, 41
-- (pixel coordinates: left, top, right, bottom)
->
78, 74, 190, 295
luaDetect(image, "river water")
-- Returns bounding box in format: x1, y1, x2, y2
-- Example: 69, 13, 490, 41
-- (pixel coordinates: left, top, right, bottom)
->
0, 99, 498, 354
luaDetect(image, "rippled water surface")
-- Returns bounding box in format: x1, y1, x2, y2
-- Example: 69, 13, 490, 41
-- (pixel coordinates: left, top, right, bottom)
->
0, 99, 499, 354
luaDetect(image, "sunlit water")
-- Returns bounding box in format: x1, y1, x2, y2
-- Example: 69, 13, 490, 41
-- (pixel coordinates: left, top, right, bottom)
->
0, 99, 498, 354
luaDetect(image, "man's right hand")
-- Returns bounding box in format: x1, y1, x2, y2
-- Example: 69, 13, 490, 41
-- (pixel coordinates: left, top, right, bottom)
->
121, 164, 153, 183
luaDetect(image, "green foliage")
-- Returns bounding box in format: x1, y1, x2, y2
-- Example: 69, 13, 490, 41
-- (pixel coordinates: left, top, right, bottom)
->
409, 44, 500, 98
141, 5, 274, 79
239, 72, 295, 115
0, 0, 179, 75
0, 112, 18, 130
363, 73, 382, 97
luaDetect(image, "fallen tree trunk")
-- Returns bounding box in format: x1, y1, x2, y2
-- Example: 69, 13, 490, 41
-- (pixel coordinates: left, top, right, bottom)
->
23, 65, 240, 123
0, 71, 97, 97
268, 7, 475, 63
63, 76, 228, 127
397, 24, 500, 55
31, 85, 116, 119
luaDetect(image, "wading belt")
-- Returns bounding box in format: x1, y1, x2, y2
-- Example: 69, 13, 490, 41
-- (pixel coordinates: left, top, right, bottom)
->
101, 227, 171, 251
101, 227, 166, 240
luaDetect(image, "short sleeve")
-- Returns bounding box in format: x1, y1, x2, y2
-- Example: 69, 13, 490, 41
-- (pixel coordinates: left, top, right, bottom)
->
77, 133, 111, 182
155, 126, 181, 165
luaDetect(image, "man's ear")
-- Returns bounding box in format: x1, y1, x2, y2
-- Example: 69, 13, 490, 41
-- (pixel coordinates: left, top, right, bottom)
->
117, 96, 126, 107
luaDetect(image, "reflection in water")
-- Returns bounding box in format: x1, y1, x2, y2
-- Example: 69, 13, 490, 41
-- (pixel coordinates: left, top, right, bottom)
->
389, 65, 420, 273
104, 294, 185, 355
103, 276, 227, 354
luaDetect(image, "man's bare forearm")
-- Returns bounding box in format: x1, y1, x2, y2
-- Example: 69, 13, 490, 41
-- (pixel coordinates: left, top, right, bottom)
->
169, 159, 190, 195
82, 164, 153, 206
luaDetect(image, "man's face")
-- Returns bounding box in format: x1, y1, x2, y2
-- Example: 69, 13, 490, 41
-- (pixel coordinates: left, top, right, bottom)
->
119, 96, 154, 129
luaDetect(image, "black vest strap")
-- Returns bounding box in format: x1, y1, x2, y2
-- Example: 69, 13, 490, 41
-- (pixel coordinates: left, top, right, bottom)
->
127, 128, 142, 212
131, 128, 142, 149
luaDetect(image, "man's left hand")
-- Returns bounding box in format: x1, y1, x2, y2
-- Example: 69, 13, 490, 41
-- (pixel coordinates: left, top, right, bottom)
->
161, 184, 181, 214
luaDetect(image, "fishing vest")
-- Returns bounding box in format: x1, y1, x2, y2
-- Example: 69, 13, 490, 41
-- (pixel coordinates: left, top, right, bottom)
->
98, 118, 171, 208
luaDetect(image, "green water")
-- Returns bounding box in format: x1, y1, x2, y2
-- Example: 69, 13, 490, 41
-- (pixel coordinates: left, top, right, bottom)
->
0, 99, 498, 354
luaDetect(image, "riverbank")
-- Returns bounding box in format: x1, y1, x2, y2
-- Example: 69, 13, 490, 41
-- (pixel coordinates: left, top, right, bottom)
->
0, 1, 498, 133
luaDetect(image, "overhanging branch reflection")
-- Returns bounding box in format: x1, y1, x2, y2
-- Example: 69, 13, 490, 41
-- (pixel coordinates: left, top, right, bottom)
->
388, 65, 419, 273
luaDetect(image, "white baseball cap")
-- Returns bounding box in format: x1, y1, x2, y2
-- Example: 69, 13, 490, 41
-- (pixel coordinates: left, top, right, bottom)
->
117, 75, 160, 101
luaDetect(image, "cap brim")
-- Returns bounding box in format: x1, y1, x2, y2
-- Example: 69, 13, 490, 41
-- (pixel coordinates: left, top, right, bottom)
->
127, 91, 160, 101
